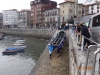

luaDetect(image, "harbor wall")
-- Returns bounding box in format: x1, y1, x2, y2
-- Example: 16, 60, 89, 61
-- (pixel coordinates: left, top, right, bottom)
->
0, 29, 56, 39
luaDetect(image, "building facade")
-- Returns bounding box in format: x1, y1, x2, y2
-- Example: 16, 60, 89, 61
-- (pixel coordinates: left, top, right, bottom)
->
3, 9, 18, 28
45, 8, 60, 28
18, 9, 31, 28
84, 1, 100, 16
0, 13, 3, 28
59, 1, 83, 24
64, 0, 78, 3
30, 0, 57, 27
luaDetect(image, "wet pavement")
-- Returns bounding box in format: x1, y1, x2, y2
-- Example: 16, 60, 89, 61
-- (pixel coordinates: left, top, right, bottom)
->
29, 31, 69, 75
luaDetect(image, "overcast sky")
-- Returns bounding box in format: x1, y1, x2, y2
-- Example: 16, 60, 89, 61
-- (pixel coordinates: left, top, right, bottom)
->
0, 0, 94, 12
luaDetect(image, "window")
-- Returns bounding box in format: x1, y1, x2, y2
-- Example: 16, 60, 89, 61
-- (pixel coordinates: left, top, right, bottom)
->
63, 11, 64, 13
53, 17, 55, 22
91, 11, 93, 14
79, 6, 81, 9
50, 18, 52, 22
97, 10, 99, 13
92, 16, 100, 27
63, 17, 64, 22
48, 12, 49, 16
69, 9, 73, 13
55, 11, 57, 15
47, 18, 49, 22
79, 11, 81, 14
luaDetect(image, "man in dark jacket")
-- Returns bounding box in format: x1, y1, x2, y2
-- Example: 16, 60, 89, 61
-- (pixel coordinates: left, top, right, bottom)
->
80, 23, 91, 48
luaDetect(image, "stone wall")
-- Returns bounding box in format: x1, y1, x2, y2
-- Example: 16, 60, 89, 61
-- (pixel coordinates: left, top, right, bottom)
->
69, 31, 93, 75
0, 29, 56, 39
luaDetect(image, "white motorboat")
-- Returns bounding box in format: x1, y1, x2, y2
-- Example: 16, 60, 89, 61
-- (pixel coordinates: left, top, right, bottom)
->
13, 43, 24, 46
15, 41, 25, 44
14, 45, 27, 48
16, 39, 25, 42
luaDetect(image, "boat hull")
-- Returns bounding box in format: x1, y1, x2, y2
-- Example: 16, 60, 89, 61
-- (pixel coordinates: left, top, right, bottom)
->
2, 51, 17, 55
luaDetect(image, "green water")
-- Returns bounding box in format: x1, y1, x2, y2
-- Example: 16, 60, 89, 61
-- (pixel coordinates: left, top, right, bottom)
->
0, 36, 48, 75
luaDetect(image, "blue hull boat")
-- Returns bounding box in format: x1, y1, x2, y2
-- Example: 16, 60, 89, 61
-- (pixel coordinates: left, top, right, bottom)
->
2, 47, 25, 55
48, 30, 66, 58
2, 50, 17, 55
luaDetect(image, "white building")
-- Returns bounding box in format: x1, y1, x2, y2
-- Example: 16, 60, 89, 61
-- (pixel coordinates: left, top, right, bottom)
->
45, 8, 60, 28
84, 1, 100, 15
59, 1, 83, 25
3, 9, 18, 28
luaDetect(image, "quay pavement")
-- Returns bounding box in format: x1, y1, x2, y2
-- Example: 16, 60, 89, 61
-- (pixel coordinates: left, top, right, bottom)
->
29, 30, 69, 75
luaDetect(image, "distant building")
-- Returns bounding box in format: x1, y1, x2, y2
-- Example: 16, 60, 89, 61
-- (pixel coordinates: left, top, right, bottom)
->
59, 1, 83, 24
45, 8, 60, 28
64, 0, 78, 3
30, 0, 57, 27
0, 13, 3, 28
83, 1, 100, 16
18, 9, 31, 28
3, 9, 18, 28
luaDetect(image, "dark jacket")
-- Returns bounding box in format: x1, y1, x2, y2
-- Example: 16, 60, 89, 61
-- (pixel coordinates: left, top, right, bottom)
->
77, 26, 81, 33
81, 25, 91, 38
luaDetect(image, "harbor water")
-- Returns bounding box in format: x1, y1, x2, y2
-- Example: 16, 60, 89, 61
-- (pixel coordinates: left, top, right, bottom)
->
0, 35, 48, 75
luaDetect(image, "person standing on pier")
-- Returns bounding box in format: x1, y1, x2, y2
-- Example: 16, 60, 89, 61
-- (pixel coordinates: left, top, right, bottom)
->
79, 23, 91, 49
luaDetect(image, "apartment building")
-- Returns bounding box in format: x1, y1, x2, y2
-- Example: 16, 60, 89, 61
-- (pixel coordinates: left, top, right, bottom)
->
30, 0, 57, 27
64, 0, 78, 3
59, 1, 83, 24
84, 1, 100, 16
18, 9, 31, 28
3, 9, 18, 28
45, 8, 60, 27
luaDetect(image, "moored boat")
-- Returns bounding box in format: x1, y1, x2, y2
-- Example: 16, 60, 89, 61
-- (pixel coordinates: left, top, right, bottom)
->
2, 48, 17, 55
16, 39, 25, 42
14, 45, 26, 48
15, 41, 25, 44
2, 50, 17, 55
14, 46, 25, 53
13, 43, 24, 46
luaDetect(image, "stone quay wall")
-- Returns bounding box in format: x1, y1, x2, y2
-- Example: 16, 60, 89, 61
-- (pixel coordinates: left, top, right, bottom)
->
69, 31, 93, 75
0, 29, 56, 39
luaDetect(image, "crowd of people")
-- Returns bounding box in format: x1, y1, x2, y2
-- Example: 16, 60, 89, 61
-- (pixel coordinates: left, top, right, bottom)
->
70, 22, 91, 50
71, 22, 100, 66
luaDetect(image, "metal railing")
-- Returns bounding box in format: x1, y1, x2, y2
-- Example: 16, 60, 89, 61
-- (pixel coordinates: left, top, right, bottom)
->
69, 28, 100, 75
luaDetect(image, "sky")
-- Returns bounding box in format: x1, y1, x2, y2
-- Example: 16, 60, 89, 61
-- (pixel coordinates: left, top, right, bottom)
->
0, 0, 94, 12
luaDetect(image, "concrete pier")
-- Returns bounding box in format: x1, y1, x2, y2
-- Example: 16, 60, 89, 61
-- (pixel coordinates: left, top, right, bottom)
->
29, 31, 69, 75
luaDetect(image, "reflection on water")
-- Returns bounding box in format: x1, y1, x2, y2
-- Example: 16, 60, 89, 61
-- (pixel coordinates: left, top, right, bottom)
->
0, 36, 47, 75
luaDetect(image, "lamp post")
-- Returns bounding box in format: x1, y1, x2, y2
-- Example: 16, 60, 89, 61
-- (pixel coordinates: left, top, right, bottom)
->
58, 16, 60, 27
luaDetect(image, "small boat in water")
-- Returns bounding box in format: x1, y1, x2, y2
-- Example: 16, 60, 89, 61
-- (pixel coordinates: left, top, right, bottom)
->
2, 50, 17, 55
14, 45, 26, 48
16, 39, 25, 42
13, 47, 25, 53
15, 41, 25, 44
13, 43, 24, 46
2, 47, 25, 55
2, 48, 17, 55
